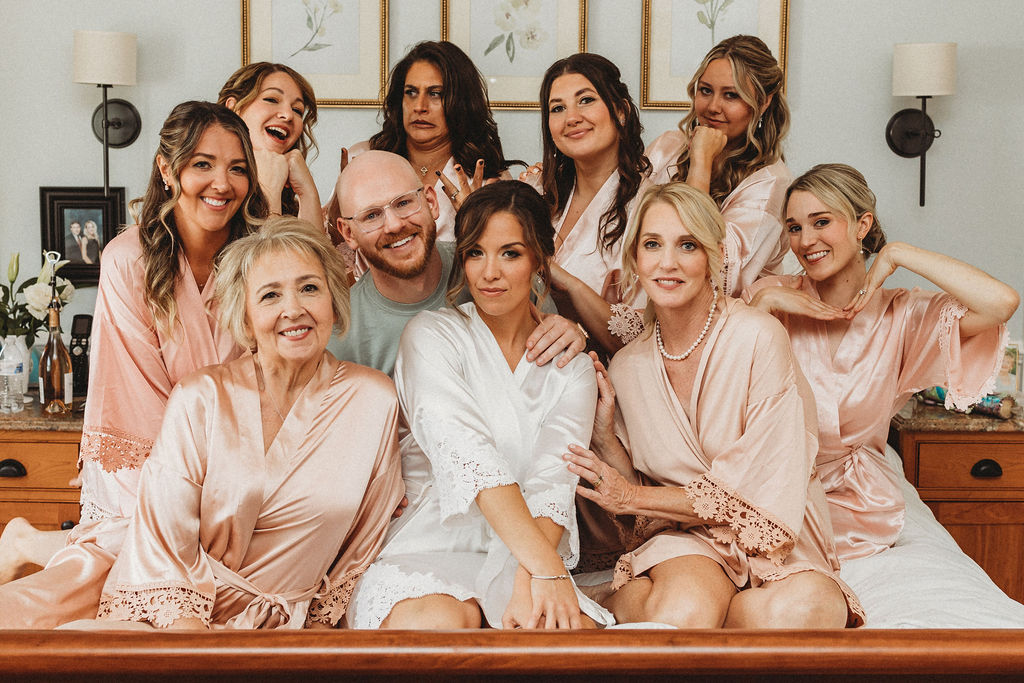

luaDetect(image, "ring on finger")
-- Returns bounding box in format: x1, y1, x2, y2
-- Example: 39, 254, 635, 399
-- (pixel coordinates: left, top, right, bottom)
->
449, 190, 460, 201
857, 289, 867, 295
593, 476, 604, 490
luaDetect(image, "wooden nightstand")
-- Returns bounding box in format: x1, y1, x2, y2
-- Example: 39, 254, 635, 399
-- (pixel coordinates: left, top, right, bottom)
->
0, 400, 82, 534
890, 399, 1024, 603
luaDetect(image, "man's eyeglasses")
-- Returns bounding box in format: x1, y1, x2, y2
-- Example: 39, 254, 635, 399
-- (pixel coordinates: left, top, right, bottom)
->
342, 188, 425, 233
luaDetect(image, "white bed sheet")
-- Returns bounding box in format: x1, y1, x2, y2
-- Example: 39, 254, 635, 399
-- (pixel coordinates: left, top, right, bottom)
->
838, 446, 1024, 628
582, 445, 1024, 629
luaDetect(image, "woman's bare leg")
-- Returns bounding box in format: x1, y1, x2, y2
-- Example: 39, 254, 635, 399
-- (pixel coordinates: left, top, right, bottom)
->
0, 519, 70, 584
724, 570, 847, 628
381, 594, 484, 629
605, 555, 736, 627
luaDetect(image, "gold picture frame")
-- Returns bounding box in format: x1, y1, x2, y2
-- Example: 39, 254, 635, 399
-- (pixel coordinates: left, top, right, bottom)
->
441, 0, 588, 110
641, 0, 789, 110
241, 0, 389, 108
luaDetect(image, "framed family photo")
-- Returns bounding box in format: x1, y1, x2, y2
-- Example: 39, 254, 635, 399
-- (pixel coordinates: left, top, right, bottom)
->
441, 0, 588, 109
997, 342, 1021, 395
39, 187, 126, 286
242, 0, 389, 107
641, 0, 789, 109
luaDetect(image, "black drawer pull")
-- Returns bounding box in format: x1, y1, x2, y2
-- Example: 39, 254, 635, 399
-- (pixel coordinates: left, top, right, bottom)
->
0, 458, 27, 478
60, 520, 77, 531
970, 458, 1003, 478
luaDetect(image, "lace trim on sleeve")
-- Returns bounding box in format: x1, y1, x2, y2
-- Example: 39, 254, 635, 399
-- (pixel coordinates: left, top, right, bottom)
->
416, 411, 518, 523
526, 488, 578, 567
80, 425, 153, 473
608, 303, 645, 345
80, 499, 118, 524
98, 582, 213, 628
305, 567, 363, 627
938, 297, 1003, 411
683, 473, 796, 565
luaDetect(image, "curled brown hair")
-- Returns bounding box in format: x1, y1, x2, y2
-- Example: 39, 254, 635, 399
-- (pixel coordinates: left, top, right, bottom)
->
784, 163, 887, 255
371, 41, 514, 178
672, 35, 789, 204
446, 181, 554, 310
539, 53, 651, 253
130, 101, 268, 335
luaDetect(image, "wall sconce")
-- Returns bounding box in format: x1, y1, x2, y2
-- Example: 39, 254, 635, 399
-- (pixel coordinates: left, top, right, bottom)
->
885, 42, 956, 207
73, 30, 142, 197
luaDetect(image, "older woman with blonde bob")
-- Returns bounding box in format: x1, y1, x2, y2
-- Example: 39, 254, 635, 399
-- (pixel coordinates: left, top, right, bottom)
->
564, 182, 864, 628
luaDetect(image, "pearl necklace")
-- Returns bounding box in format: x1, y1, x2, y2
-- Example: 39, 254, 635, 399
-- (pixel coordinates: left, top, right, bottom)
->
655, 287, 718, 362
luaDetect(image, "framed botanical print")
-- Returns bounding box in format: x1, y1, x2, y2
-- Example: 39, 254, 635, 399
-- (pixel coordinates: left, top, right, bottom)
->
242, 0, 389, 107
441, 0, 588, 109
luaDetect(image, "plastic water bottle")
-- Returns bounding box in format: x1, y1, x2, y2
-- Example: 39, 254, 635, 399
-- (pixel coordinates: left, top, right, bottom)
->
0, 341, 25, 413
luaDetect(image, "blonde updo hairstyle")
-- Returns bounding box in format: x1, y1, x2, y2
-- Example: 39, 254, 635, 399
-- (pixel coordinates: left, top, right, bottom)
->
213, 216, 351, 350
784, 163, 887, 255
620, 182, 725, 329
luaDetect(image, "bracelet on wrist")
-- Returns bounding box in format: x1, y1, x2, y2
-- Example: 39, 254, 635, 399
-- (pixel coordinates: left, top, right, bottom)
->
530, 573, 571, 581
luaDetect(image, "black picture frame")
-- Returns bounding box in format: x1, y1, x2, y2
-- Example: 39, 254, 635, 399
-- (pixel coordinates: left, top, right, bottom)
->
40, 186, 126, 286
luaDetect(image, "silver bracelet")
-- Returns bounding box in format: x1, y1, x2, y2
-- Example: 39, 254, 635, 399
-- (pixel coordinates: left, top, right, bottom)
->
530, 574, 571, 581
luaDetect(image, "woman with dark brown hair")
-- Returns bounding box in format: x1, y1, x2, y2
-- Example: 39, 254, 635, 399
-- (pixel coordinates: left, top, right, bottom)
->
218, 62, 322, 225
522, 53, 651, 351
326, 41, 514, 249
0, 101, 266, 624
348, 181, 612, 630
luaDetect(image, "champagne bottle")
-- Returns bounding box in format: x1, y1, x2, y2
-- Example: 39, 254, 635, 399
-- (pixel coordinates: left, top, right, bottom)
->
39, 267, 72, 415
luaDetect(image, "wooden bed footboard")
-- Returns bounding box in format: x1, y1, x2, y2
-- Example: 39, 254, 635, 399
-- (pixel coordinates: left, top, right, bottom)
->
4, 629, 1024, 681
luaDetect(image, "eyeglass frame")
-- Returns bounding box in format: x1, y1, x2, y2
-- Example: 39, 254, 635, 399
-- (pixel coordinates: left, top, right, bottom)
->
340, 187, 426, 234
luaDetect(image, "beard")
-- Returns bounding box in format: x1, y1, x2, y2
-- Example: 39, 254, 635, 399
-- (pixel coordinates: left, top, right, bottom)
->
360, 223, 438, 280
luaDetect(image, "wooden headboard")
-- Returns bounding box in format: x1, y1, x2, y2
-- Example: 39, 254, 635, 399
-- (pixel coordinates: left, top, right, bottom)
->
4, 628, 1024, 681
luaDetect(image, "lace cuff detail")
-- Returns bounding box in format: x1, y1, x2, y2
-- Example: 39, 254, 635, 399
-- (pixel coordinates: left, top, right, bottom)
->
98, 582, 213, 628
80, 499, 118, 524
938, 297, 1002, 411
80, 425, 153, 473
305, 567, 363, 627
608, 304, 645, 345
683, 473, 795, 565
526, 488, 578, 567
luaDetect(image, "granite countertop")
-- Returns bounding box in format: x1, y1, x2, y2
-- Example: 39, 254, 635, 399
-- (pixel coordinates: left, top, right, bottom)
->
0, 394, 84, 433
891, 397, 1024, 434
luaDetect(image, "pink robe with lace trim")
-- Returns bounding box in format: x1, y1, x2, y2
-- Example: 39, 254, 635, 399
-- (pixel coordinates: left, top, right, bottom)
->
0, 226, 242, 629
93, 353, 403, 629
646, 130, 792, 297
609, 297, 864, 627
745, 276, 1006, 560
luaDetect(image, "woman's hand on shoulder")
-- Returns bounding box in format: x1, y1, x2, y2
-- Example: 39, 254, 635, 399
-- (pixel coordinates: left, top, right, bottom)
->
503, 566, 584, 629
526, 313, 587, 368
565, 444, 637, 515
750, 277, 849, 320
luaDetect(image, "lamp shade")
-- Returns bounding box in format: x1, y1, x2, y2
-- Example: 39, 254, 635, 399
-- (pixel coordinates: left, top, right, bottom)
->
892, 42, 956, 97
73, 30, 137, 86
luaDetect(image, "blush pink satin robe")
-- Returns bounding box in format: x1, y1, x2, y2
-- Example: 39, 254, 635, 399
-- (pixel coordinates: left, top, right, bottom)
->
746, 276, 1005, 560
97, 353, 403, 628
646, 130, 792, 297
0, 226, 241, 628
609, 297, 864, 627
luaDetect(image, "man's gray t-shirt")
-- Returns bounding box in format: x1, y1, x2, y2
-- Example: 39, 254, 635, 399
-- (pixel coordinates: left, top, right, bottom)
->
328, 242, 456, 376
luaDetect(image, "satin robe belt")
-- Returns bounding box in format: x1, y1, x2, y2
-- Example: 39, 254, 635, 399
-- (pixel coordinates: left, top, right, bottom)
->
817, 444, 905, 560
210, 558, 320, 629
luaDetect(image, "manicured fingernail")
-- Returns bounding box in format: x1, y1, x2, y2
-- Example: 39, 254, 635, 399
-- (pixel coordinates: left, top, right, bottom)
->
435, 171, 441, 177
477, 160, 484, 165
455, 165, 462, 171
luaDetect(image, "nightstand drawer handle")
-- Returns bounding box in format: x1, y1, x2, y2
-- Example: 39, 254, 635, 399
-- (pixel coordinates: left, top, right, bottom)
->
0, 459, 27, 478
970, 458, 1003, 479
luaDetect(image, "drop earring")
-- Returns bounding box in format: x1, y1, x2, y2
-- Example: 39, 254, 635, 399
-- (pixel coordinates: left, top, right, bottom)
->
163, 179, 170, 191
757, 115, 763, 130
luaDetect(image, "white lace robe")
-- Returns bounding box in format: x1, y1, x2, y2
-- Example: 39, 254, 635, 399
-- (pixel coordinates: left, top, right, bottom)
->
349, 303, 614, 628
